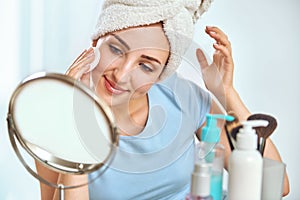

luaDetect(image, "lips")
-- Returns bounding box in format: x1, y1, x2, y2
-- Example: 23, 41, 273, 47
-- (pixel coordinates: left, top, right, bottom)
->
103, 76, 128, 95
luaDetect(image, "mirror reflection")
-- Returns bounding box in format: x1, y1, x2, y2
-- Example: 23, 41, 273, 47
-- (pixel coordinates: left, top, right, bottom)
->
7, 72, 117, 176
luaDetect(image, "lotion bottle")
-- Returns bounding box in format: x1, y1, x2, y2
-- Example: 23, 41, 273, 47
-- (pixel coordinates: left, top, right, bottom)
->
186, 162, 213, 200
200, 114, 234, 200
228, 120, 268, 200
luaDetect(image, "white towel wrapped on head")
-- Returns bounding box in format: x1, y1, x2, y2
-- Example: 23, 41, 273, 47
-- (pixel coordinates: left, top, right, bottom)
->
91, 0, 213, 80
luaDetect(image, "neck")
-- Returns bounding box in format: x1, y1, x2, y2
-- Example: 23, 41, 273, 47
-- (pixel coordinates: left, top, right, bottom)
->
112, 95, 149, 136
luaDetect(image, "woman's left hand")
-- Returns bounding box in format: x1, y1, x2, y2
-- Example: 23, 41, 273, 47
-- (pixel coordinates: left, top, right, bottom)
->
196, 26, 234, 100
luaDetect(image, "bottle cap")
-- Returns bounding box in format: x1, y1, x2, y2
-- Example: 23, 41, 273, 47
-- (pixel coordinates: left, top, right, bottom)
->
191, 162, 212, 197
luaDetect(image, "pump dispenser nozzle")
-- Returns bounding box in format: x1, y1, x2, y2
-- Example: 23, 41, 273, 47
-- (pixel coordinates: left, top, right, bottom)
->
236, 120, 269, 150
201, 114, 234, 143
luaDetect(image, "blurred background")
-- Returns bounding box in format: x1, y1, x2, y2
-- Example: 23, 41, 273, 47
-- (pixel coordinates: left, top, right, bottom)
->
0, 0, 299, 199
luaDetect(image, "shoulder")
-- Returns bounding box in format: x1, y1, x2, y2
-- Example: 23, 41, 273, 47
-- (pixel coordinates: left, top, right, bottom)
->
150, 72, 211, 127
155, 72, 211, 104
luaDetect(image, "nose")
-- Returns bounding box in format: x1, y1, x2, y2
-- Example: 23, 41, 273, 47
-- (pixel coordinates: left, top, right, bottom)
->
111, 58, 135, 84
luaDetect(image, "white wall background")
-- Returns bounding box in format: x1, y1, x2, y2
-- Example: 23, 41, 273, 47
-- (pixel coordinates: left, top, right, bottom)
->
0, 0, 299, 199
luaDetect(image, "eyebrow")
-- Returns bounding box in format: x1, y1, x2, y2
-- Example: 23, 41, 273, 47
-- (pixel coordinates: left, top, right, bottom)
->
111, 34, 130, 50
141, 55, 162, 65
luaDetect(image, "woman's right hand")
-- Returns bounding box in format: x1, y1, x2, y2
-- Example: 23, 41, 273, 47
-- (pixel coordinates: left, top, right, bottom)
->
196, 26, 234, 102
66, 47, 95, 86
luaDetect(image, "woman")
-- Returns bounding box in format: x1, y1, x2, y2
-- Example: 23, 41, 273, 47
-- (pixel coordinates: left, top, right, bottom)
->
36, 0, 289, 199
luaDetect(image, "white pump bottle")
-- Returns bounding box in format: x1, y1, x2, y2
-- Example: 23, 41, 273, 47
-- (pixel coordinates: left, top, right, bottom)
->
228, 120, 268, 200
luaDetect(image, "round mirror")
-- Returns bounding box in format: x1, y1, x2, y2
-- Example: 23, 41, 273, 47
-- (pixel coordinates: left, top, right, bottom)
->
7, 72, 118, 194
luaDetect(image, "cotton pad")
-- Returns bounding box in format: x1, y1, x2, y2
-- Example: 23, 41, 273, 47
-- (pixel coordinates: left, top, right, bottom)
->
87, 41, 101, 89
90, 45, 101, 71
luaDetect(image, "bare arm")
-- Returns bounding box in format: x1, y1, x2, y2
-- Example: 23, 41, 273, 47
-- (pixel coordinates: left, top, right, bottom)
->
35, 161, 89, 200
35, 161, 58, 200
52, 174, 89, 200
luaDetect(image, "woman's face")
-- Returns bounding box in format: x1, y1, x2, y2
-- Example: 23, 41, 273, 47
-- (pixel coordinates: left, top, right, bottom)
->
91, 23, 170, 107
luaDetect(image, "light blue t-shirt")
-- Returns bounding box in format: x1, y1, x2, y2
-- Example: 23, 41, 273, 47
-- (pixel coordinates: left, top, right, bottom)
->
88, 73, 211, 200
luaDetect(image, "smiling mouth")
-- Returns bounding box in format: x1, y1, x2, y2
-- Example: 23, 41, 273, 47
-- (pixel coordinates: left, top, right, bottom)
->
103, 76, 128, 95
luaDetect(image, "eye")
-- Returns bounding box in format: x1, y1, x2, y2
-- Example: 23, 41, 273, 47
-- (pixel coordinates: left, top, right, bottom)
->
109, 44, 124, 55
139, 63, 153, 72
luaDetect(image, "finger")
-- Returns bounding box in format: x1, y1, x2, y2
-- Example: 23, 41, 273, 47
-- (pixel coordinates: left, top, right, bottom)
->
66, 57, 92, 77
206, 26, 232, 52
213, 43, 232, 61
206, 26, 227, 37
196, 48, 209, 70
68, 65, 90, 79
80, 72, 91, 87
66, 48, 94, 74
213, 44, 234, 73
72, 49, 87, 65
66, 52, 95, 77
207, 31, 231, 52
213, 51, 223, 69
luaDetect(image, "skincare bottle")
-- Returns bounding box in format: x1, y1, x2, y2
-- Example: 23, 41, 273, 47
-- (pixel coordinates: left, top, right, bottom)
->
186, 162, 213, 200
228, 120, 268, 200
200, 114, 234, 200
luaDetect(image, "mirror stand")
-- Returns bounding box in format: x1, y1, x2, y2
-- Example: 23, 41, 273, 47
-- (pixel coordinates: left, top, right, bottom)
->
8, 122, 75, 200
58, 184, 64, 200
